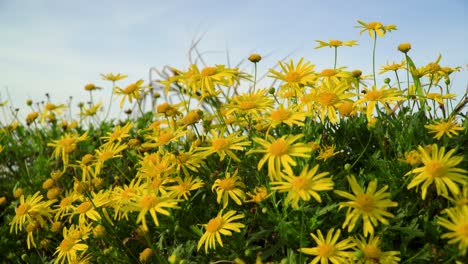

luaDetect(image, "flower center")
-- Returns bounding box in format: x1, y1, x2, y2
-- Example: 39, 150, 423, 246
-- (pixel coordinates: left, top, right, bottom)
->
318, 92, 339, 106
338, 102, 354, 116
77, 201, 93, 214
201, 67, 217, 77
285, 71, 301, 82
269, 139, 290, 156
330, 40, 343, 46
356, 194, 374, 212
320, 69, 337, 77
212, 138, 230, 151
123, 83, 138, 94
425, 160, 447, 178
16, 204, 30, 216
218, 178, 236, 190
366, 90, 382, 101
457, 223, 468, 236
140, 195, 158, 210
240, 101, 256, 110
158, 133, 174, 144
206, 216, 223, 233
271, 108, 290, 122
60, 238, 75, 252
60, 197, 73, 208
363, 245, 381, 260
99, 151, 113, 161
291, 177, 309, 191
367, 22, 381, 30
316, 243, 333, 257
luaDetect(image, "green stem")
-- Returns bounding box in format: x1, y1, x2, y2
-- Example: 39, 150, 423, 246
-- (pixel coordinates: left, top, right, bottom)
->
104, 81, 115, 121
372, 31, 377, 87
252, 62, 258, 92
333, 47, 338, 70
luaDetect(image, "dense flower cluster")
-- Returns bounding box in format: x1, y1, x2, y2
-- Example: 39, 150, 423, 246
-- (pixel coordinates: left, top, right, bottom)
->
0, 20, 466, 263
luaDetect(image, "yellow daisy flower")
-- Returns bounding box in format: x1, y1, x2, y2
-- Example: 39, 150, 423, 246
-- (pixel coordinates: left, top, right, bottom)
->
167, 176, 204, 200
172, 147, 207, 177
355, 85, 405, 121
197, 130, 250, 162
212, 170, 246, 208
224, 88, 274, 118
80, 102, 102, 117
133, 188, 180, 230
10, 191, 56, 234
110, 178, 143, 220
101, 122, 133, 144
54, 225, 90, 264
94, 142, 128, 174
437, 206, 468, 255
314, 39, 358, 49
72, 191, 110, 225
247, 134, 312, 180
197, 210, 245, 253
114, 79, 149, 108
267, 104, 308, 128
268, 58, 316, 96
405, 144, 468, 200
48, 131, 89, 166
271, 164, 333, 208
246, 186, 270, 203
101, 72, 128, 82
334, 175, 398, 237
379, 60, 406, 74
353, 234, 401, 263
425, 117, 464, 140
314, 81, 354, 124
356, 20, 397, 38
299, 228, 355, 264
316, 144, 340, 161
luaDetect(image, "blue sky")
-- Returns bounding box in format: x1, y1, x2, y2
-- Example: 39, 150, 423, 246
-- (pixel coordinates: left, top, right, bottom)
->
1, 0, 467, 120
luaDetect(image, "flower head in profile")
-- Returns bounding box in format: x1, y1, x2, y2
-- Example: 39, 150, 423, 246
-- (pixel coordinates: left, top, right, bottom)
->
356, 20, 397, 38
197, 210, 245, 253
101, 73, 128, 82
405, 144, 467, 200
212, 170, 246, 208
315, 39, 358, 49
353, 234, 401, 263
268, 58, 316, 96
299, 228, 355, 264
271, 164, 334, 208
334, 175, 398, 237
247, 134, 312, 180
355, 85, 405, 121
437, 206, 468, 255
425, 117, 464, 140
114, 79, 149, 107
379, 60, 406, 74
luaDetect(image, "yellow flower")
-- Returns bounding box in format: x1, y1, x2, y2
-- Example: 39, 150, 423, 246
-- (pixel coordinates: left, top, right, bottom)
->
212, 170, 246, 208
10, 191, 56, 234
267, 104, 308, 128
197, 210, 245, 253
425, 117, 464, 140
133, 189, 179, 230
172, 148, 207, 176
26, 112, 39, 125
355, 85, 405, 121
271, 164, 333, 208
114, 79, 149, 108
167, 176, 204, 200
139, 248, 154, 263
398, 43, 411, 53
72, 191, 110, 225
247, 134, 312, 180
356, 20, 397, 38
48, 131, 89, 166
299, 228, 355, 264
54, 225, 90, 264
334, 175, 398, 237
224, 88, 274, 118
246, 186, 270, 203
444, 183, 468, 208
437, 206, 468, 255
353, 234, 401, 263
197, 130, 250, 162
248, 53, 262, 63
314, 81, 354, 124
314, 39, 358, 49
110, 178, 143, 220
84, 83, 101, 91
316, 144, 340, 161
94, 142, 128, 174
101, 122, 133, 144
80, 102, 102, 117
268, 58, 316, 96
101, 72, 128, 82
405, 144, 468, 200
399, 149, 422, 166
379, 60, 406, 74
